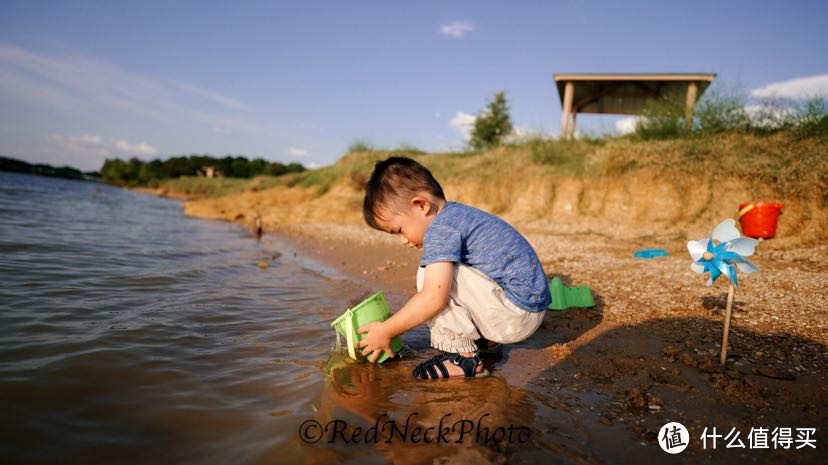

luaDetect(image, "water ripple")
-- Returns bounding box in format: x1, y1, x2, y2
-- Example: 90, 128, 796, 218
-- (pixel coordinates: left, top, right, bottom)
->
0, 172, 342, 465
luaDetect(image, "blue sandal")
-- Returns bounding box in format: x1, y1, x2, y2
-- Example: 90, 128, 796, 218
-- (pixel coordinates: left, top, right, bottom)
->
412, 352, 490, 380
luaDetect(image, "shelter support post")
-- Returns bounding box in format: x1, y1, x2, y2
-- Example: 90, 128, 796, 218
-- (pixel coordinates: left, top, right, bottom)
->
685, 81, 698, 130
569, 112, 577, 139
561, 81, 574, 140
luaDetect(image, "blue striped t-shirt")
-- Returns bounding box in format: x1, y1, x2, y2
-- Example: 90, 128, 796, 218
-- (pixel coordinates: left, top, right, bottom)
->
419, 201, 551, 312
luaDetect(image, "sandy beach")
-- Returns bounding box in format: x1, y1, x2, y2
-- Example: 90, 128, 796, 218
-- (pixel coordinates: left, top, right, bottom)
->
250, 217, 827, 462
130, 140, 828, 461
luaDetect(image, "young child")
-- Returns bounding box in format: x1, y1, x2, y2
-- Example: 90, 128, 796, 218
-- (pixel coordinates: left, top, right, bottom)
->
356, 156, 551, 380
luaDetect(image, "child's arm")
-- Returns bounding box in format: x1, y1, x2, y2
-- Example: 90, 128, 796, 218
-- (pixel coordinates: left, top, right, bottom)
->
357, 261, 453, 362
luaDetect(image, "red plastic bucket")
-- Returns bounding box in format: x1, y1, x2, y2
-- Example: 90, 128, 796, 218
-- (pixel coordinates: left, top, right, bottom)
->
738, 202, 784, 239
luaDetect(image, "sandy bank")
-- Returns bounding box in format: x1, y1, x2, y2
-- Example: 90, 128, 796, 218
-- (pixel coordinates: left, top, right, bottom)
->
131, 139, 827, 461
250, 218, 827, 463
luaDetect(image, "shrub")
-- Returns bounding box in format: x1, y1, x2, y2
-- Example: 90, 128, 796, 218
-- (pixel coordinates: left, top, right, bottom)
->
470, 91, 513, 150
347, 140, 374, 153
633, 98, 688, 140
695, 90, 751, 133
793, 97, 828, 138
526, 137, 597, 175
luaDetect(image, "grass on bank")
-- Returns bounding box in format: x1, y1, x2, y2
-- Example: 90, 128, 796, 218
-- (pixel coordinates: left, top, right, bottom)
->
153, 124, 827, 207
130, 88, 827, 203
148, 176, 253, 198
150, 91, 826, 201
633, 93, 828, 140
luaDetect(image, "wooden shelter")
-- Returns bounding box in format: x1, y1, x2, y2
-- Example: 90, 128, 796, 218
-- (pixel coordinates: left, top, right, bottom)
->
554, 73, 716, 139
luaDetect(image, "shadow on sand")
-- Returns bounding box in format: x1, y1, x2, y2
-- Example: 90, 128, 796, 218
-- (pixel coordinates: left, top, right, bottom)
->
297, 282, 824, 464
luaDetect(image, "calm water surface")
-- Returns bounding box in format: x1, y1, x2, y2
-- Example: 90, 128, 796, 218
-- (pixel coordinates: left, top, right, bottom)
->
0, 172, 593, 465
0, 172, 354, 464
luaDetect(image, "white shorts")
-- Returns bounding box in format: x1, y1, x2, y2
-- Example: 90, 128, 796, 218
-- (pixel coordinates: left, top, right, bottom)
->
416, 263, 545, 353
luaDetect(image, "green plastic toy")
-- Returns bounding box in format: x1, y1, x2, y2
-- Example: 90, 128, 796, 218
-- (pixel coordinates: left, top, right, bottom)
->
547, 276, 595, 311
331, 291, 404, 363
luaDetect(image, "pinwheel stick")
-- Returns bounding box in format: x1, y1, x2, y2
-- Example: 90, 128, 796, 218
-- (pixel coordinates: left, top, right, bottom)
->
720, 283, 735, 366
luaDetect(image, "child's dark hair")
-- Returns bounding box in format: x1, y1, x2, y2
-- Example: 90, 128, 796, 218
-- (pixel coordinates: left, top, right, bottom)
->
363, 156, 446, 231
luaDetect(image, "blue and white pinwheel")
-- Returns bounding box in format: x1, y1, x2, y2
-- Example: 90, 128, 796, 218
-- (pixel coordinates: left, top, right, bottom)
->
687, 219, 759, 287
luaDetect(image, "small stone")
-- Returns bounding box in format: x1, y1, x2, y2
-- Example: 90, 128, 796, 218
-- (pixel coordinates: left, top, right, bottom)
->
625, 387, 647, 409
679, 353, 698, 367
257, 260, 269, 269
698, 357, 719, 373
646, 393, 663, 409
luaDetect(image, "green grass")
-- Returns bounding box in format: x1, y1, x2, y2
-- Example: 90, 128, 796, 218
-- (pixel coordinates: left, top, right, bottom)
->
313, 126, 825, 200
154, 123, 827, 205
150, 176, 253, 197
347, 139, 375, 153
517, 136, 605, 176
631, 90, 827, 140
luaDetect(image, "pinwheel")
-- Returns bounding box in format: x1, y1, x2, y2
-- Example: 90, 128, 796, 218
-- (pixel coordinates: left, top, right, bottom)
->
687, 219, 759, 365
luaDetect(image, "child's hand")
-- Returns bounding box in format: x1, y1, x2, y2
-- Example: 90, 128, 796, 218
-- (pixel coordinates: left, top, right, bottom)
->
356, 322, 395, 363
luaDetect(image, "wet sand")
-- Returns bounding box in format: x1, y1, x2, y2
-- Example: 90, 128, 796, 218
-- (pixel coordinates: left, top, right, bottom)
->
271, 222, 826, 464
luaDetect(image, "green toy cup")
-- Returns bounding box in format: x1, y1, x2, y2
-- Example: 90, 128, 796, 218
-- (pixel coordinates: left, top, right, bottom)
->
331, 291, 403, 364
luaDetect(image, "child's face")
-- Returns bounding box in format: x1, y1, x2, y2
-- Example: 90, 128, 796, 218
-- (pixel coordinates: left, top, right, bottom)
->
375, 197, 434, 250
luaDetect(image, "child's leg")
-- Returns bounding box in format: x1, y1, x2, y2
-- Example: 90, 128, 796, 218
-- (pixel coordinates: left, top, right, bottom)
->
416, 264, 544, 353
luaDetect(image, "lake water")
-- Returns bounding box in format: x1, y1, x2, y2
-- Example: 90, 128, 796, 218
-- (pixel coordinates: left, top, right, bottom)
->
0, 172, 594, 465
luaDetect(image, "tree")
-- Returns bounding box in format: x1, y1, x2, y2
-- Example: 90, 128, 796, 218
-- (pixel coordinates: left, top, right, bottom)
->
101, 158, 128, 184
469, 91, 513, 150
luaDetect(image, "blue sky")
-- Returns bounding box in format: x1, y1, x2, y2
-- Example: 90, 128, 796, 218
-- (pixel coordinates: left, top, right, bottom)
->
1, 0, 827, 171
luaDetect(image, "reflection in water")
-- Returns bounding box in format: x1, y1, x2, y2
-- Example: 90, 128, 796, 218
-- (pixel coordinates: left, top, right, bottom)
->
303, 349, 599, 464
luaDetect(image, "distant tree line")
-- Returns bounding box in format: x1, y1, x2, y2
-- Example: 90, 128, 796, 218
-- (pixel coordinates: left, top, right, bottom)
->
0, 156, 100, 181
100, 155, 306, 186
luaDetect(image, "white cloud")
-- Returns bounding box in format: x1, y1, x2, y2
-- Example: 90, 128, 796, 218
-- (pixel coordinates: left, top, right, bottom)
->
449, 111, 476, 140
286, 146, 309, 158
49, 133, 158, 158
0, 68, 89, 111
615, 116, 640, 135
112, 139, 158, 156
173, 81, 252, 112
71, 134, 103, 145
440, 21, 474, 38
751, 74, 828, 100
305, 161, 320, 169
502, 127, 539, 144
47, 134, 105, 157
192, 110, 271, 135
0, 43, 265, 133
